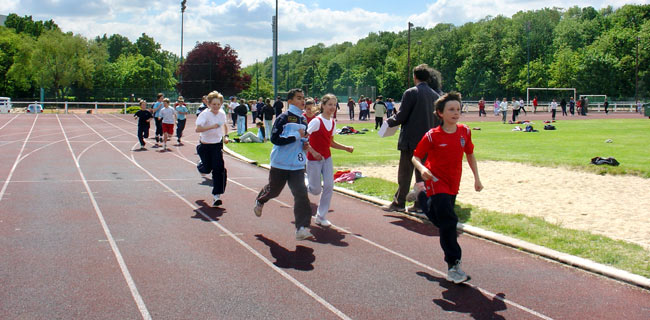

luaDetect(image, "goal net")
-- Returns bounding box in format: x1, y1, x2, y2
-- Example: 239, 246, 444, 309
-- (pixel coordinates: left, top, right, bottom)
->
527, 88, 576, 111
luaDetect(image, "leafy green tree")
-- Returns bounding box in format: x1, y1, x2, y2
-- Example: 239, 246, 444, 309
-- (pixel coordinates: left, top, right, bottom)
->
4, 14, 59, 37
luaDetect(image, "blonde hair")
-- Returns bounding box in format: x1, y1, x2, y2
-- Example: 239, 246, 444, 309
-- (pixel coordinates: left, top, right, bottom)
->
207, 91, 223, 104
163, 98, 170, 103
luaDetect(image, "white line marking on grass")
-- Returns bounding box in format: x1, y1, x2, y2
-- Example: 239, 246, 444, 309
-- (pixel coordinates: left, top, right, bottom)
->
0, 115, 38, 202
57, 115, 151, 320
103, 113, 553, 319
0, 114, 20, 131
76, 114, 352, 320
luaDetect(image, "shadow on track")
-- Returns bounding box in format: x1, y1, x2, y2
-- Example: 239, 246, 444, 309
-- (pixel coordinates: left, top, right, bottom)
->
191, 200, 226, 221
255, 234, 315, 271
385, 214, 439, 237
310, 226, 349, 247
416, 271, 507, 320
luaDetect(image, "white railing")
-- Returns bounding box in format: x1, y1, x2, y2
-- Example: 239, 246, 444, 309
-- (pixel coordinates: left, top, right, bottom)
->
7, 101, 203, 114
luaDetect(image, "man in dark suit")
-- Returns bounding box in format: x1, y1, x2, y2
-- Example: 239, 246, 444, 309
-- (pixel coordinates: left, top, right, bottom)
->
383, 64, 441, 213
273, 96, 284, 117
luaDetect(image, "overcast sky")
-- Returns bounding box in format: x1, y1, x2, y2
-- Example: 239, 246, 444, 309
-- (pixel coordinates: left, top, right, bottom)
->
3, 0, 646, 67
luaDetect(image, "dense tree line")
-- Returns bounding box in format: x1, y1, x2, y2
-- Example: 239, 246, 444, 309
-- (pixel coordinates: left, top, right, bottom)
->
242, 5, 649, 101
0, 14, 179, 101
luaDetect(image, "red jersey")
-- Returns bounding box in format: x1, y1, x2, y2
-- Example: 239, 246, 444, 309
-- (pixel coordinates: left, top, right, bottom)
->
413, 124, 474, 196
307, 117, 334, 160
303, 112, 315, 124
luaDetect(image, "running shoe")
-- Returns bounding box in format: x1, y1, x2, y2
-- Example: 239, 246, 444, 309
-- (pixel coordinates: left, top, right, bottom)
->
254, 200, 263, 217
212, 194, 222, 207
295, 227, 312, 240
314, 216, 331, 228
447, 260, 470, 284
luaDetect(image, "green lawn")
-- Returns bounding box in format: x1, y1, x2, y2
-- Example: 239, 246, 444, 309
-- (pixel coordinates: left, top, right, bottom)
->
228, 119, 650, 177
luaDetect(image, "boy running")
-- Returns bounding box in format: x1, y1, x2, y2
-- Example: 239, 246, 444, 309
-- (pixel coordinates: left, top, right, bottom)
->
254, 89, 314, 240
159, 98, 177, 151
306, 94, 354, 227
411, 92, 483, 284
175, 96, 189, 145
134, 99, 153, 150
195, 91, 229, 206
152, 93, 164, 148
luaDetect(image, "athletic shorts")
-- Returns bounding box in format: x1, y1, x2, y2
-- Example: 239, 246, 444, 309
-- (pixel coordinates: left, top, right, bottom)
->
162, 123, 174, 135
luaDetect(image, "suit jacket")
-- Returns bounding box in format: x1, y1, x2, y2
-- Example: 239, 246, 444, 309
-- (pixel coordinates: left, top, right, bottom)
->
387, 82, 439, 151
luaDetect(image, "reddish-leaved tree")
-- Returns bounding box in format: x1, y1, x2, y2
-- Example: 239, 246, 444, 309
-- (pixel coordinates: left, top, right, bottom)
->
176, 42, 250, 100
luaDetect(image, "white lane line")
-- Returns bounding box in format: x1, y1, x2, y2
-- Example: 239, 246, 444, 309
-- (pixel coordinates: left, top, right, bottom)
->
0, 114, 20, 131
75, 115, 351, 320
18, 133, 95, 162
56, 115, 151, 320
0, 115, 38, 202
104, 113, 553, 319
76, 133, 125, 163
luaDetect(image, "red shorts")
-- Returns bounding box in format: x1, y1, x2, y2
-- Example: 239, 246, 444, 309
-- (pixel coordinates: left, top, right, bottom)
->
162, 123, 174, 135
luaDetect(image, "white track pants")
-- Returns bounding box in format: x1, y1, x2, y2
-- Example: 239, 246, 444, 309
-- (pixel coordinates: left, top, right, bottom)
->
306, 157, 334, 218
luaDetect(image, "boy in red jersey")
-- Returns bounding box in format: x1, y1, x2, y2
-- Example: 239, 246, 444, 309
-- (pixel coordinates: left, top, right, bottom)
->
412, 91, 483, 284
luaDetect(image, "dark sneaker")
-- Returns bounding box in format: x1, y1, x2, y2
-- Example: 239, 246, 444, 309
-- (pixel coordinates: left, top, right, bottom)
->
212, 194, 222, 207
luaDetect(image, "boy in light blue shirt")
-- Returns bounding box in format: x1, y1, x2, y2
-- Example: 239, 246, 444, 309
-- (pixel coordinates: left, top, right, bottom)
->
175, 96, 189, 145
254, 88, 316, 241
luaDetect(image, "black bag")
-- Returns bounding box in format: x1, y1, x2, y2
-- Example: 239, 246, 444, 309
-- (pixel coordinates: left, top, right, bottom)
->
544, 124, 556, 130
590, 157, 620, 166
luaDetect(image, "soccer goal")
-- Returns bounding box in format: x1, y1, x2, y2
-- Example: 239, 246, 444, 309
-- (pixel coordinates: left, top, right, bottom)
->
527, 88, 576, 110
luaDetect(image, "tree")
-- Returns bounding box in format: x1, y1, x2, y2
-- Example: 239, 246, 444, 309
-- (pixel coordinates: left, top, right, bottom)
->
176, 41, 250, 100
1, 27, 33, 96
28, 31, 95, 99
4, 14, 59, 38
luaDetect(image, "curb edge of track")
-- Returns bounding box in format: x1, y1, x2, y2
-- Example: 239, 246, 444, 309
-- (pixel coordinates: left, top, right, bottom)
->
222, 147, 650, 291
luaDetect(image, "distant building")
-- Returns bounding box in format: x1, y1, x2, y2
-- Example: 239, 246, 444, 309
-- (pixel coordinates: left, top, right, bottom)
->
0, 14, 7, 26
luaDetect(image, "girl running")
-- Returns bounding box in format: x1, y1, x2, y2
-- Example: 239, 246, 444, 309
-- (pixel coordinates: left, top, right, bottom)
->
306, 94, 354, 227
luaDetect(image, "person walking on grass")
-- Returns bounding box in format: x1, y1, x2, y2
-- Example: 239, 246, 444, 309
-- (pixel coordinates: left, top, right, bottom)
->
511, 97, 520, 122
134, 99, 153, 150
195, 91, 229, 207
386, 98, 395, 118
373, 96, 387, 130
254, 88, 315, 241
382, 64, 441, 213
261, 98, 274, 141
306, 94, 354, 228
550, 99, 558, 121
500, 98, 508, 124
175, 96, 189, 145
152, 93, 164, 148
411, 91, 483, 284
159, 98, 177, 152
347, 97, 356, 120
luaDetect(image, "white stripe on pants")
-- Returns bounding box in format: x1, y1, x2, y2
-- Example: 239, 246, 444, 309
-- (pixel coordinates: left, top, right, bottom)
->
264, 119, 272, 140
306, 157, 334, 218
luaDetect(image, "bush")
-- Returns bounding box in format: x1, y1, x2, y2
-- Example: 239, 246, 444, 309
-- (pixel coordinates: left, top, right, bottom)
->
122, 106, 140, 114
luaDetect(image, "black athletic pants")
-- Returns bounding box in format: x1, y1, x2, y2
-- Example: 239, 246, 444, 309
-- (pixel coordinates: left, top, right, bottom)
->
256, 167, 311, 230
561, 106, 567, 116
375, 117, 383, 130
349, 108, 354, 120
551, 109, 557, 120
154, 118, 163, 142
137, 124, 149, 146
176, 119, 186, 140
421, 193, 461, 268
197, 143, 227, 195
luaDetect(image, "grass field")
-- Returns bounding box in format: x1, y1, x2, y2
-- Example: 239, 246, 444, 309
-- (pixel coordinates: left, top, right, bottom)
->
228, 119, 650, 177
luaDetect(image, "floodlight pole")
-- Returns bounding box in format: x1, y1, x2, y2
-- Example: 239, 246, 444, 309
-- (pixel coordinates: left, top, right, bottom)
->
272, 0, 278, 100
180, 0, 186, 87
526, 21, 531, 90
407, 22, 413, 88
635, 36, 639, 103
256, 59, 259, 97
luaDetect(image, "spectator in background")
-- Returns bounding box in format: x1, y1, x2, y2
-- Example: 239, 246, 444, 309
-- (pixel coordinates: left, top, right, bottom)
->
359, 97, 368, 121
550, 98, 558, 121
532, 96, 538, 113
261, 98, 274, 141
386, 98, 395, 118
347, 97, 355, 120
560, 98, 567, 116
383, 64, 440, 213
500, 98, 508, 124
254, 97, 264, 121
511, 97, 519, 122
229, 97, 239, 127
604, 98, 609, 114
273, 96, 284, 117
494, 98, 500, 116
373, 96, 387, 130
478, 97, 486, 117
235, 99, 248, 135
569, 97, 575, 116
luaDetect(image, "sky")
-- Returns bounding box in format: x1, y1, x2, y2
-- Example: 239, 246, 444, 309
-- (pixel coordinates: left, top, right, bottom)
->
3, 0, 647, 67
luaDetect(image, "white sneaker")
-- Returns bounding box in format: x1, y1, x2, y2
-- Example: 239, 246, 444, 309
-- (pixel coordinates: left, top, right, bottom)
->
314, 216, 331, 228
295, 227, 312, 240
254, 200, 263, 217
446, 260, 470, 284
212, 194, 222, 207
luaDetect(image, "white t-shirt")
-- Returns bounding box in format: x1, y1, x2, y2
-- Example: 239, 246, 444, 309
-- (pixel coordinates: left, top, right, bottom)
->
228, 102, 238, 114
307, 115, 335, 136
550, 102, 558, 110
500, 101, 509, 111
160, 106, 176, 124
196, 108, 227, 143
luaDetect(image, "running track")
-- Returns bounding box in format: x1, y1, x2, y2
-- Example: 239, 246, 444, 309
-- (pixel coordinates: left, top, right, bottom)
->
1, 114, 649, 319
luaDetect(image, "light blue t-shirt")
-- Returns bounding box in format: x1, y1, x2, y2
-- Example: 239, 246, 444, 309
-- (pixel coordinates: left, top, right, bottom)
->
176, 105, 189, 120
153, 101, 163, 117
